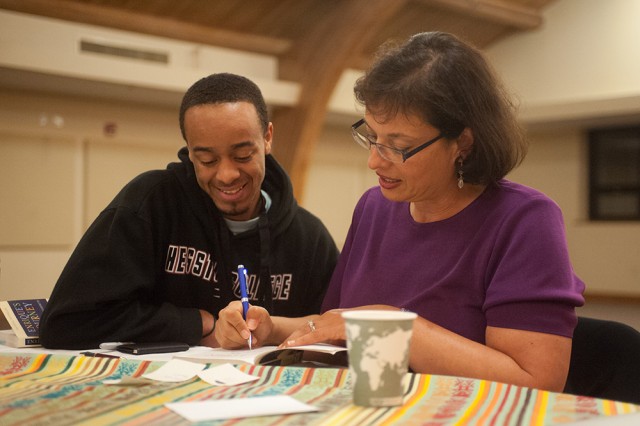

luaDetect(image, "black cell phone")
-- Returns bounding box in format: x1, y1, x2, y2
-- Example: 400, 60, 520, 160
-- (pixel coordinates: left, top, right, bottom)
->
116, 342, 189, 355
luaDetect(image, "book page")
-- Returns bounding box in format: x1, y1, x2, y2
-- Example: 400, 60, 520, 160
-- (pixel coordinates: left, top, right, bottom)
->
178, 346, 282, 365
288, 343, 346, 354
176, 343, 346, 366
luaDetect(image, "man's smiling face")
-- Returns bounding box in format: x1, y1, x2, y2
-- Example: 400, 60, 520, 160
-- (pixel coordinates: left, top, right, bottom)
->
185, 102, 273, 221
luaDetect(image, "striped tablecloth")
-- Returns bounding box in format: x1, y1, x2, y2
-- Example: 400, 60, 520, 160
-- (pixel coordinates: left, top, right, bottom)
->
0, 352, 638, 425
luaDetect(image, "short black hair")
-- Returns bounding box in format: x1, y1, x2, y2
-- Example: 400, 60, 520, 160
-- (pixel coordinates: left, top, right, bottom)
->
179, 73, 269, 140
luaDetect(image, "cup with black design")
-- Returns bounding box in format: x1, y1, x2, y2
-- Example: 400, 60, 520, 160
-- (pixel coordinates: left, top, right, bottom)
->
342, 310, 417, 407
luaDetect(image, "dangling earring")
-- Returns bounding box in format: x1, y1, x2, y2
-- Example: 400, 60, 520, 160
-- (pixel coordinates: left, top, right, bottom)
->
457, 157, 464, 189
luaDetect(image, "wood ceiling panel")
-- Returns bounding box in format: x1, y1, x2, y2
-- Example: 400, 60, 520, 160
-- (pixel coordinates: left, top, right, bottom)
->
0, 0, 558, 56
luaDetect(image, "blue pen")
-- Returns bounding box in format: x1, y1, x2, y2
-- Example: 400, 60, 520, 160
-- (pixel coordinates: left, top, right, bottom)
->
237, 264, 252, 350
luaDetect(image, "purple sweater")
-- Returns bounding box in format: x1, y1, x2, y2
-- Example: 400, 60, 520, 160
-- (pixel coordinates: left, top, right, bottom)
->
322, 180, 585, 343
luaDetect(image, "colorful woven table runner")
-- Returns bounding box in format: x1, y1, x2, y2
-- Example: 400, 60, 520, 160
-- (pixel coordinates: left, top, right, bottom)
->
0, 353, 638, 425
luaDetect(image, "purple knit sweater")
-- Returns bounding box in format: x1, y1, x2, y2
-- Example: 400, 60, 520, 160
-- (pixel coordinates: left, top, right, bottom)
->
322, 180, 585, 343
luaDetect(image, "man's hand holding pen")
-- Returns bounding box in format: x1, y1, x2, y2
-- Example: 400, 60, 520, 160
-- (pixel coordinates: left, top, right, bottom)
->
215, 301, 274, 349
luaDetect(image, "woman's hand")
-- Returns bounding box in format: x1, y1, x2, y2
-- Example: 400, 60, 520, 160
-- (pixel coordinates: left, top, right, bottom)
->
214, 301, 274, 349
279, 309, 348, 348
280, 305, 402, 348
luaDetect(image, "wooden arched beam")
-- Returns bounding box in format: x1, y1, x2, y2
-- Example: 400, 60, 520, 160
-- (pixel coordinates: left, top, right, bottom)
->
271, 0, 408, 201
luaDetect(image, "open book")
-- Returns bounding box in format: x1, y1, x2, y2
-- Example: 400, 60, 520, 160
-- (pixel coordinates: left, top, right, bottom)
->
176, 343, 347, 366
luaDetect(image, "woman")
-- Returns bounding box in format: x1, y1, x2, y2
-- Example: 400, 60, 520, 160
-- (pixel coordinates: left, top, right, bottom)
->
215, 32, 585, 392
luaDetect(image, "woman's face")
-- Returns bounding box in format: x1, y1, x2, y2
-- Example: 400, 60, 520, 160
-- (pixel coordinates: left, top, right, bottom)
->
364, 110, 461, 204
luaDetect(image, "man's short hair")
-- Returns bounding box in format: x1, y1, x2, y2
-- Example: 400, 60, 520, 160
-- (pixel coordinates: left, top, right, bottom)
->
179, 73, 269, 140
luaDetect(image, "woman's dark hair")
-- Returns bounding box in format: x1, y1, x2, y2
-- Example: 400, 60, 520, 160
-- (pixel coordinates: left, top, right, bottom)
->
354, 32, 527, 184
179, 73, 269, 140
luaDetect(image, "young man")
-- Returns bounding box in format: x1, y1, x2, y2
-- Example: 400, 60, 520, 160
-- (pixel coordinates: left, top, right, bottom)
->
40, 73, 339, 349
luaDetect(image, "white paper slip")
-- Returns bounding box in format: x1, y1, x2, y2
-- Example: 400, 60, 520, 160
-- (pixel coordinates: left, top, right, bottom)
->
142, 359, 206, 382
166, 395, 319, 422
198, 363, 260, 386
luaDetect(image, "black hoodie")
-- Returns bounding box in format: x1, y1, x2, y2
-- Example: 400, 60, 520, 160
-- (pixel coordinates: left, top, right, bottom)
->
40, 147, 339, 349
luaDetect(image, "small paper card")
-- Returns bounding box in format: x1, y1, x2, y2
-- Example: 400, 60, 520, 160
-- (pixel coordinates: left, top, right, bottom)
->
198, 363, 260, 386
166, 395, 319, 422
142, 359, 206, 382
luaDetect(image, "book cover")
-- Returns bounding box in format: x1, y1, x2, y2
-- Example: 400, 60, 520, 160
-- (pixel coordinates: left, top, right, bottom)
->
0, 298, 48, 348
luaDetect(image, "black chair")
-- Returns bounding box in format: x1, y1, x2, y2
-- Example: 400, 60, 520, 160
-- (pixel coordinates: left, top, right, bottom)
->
564, 316, 640, 404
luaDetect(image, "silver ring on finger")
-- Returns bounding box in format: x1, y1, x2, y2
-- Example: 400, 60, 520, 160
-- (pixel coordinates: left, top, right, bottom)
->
307, 320, 316, 332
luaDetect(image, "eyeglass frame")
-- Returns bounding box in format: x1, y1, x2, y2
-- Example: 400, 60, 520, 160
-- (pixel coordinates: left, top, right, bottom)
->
351, 118, 444, 163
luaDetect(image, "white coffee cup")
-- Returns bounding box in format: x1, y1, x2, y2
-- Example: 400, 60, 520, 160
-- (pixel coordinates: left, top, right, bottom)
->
342, 310, 417, 407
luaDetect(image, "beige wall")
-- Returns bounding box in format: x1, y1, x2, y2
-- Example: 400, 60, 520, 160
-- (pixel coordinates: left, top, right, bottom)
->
488, 0, 640, 110
0, 89, 183, 300
301, 123, 378, 249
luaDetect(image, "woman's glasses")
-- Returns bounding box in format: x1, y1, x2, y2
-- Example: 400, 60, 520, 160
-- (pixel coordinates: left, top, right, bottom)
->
351, 118, 443, 163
